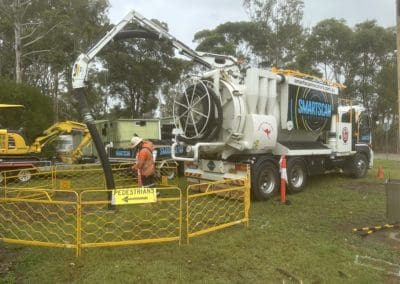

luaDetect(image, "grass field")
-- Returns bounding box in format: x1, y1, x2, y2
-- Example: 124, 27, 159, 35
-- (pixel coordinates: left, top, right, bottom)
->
1, 159, 399, 283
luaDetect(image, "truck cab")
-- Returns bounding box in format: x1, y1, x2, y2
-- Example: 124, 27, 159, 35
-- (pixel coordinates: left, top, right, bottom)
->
336, 104, 373, 168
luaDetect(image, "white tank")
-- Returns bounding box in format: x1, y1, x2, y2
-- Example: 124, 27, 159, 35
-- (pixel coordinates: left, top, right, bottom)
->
173, 67, 339, 157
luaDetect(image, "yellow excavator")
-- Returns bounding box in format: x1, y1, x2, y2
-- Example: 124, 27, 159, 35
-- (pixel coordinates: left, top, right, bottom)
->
0, 119, 92, 161
0, 104, 93, 182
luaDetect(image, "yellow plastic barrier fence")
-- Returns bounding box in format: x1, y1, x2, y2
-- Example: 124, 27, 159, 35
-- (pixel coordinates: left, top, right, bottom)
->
0, 164, 250, 256
0, 189, 79, 255
0, 187, 182, 256
79, 188, 182, 255
186, 178, 250, 242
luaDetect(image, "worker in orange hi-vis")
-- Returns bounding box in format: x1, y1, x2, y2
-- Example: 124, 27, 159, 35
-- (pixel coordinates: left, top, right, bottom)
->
130, 136, 155, 188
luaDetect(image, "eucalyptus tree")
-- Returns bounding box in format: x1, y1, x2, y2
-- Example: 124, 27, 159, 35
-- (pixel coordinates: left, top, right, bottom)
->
305, 18, 354, 83
243, 0, 306, 68
0, 0, 109, 121
350, 21, 396, 110
98, 21, 187, 119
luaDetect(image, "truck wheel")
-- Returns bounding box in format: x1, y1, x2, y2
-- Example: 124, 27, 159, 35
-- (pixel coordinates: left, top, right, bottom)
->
251, 160, 279, 201
287, 158, 307, 193
350, 153, 368, 178
17, 169, 32, 183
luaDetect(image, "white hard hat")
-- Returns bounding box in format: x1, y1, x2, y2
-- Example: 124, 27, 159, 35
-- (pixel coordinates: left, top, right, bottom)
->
130, 136, 143, 148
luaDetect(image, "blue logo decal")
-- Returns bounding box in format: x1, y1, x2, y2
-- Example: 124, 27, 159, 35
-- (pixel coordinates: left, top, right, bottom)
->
298, 99, 331, 118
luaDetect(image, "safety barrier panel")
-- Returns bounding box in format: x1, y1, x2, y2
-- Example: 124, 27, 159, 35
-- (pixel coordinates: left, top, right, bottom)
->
0, 165, 249, 256
0, 189, 79, 254
80, 188, 182, 254
0, 187, 182, 256
186, 178, 250, 242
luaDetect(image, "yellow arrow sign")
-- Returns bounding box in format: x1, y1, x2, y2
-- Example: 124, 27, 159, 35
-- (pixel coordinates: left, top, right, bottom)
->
112, 187, 157, 205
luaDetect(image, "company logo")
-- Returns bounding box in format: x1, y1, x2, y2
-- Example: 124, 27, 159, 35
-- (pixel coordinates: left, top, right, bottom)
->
258, 122, 273, 138
297, 99, 332, 118
207, 161, 216, 171
342, 127, 349, 143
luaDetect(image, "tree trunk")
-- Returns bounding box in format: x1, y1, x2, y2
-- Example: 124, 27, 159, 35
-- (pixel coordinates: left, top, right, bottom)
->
53, 74, 59, 122
13, 0, 22, 83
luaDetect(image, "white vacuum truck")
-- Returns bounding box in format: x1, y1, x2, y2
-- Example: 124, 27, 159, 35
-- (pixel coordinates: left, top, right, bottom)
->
70, 9, 372, 200
171, 67, 373, 200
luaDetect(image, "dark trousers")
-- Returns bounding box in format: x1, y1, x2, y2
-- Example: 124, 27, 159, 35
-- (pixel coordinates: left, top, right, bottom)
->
142, 175, 155, 187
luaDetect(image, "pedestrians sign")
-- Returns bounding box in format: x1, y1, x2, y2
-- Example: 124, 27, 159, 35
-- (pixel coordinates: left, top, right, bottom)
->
112, 187, 157, 205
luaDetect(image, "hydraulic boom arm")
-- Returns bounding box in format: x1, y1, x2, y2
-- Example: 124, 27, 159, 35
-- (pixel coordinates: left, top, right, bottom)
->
72, 9, 238, 89
29, 121, 91, 153
71, 130, 92, 163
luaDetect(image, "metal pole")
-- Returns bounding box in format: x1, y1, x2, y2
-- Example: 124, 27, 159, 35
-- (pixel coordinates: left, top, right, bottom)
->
386, 126, 389, 160
397, 0, 400, 152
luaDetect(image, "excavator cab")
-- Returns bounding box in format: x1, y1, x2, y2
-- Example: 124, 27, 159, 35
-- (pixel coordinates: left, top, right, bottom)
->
0, 104, 29, 156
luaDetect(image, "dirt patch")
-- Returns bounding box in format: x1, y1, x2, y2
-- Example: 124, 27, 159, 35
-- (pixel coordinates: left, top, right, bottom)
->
366, 229, 400, 251
0, 245, 18, 276
337, 221, 400, 252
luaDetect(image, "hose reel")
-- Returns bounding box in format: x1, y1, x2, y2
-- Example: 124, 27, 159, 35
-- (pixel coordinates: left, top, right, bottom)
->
173, 79, 223, 143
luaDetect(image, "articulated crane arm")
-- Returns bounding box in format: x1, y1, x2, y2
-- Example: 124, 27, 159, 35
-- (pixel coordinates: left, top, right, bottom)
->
72, 10, 218, 89
71, 9, 239, 197
71, 9, 241, 89
29, 121, 91, 154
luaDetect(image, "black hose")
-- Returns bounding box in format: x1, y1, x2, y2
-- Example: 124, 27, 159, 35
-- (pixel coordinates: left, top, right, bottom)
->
114, 30, 159, 41
74, 88, 115, 205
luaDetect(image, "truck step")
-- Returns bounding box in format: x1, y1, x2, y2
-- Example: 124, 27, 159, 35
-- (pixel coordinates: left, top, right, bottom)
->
279, 141, 329, 150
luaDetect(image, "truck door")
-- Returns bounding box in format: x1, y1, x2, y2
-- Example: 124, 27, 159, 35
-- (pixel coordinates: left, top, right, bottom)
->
357, 112, 372, 144
337, 111, 352, 153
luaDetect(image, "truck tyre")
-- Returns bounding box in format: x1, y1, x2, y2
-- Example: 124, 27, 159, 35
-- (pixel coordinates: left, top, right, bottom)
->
17, 169, 32, 183
251, 160, 279, 201
287, 158, 307, 193
350, 153, 368, 178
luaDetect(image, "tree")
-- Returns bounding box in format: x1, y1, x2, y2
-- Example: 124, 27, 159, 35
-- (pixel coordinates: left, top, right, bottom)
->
0, 0, 110, 121
376, 58, 397, 117
98, 21, 187, 119
194, 21, 261, 64
0, 79, 54, 142
305, 18, 354, 82
0, 0, 60, 83
350, 22, 396, 110
243, 0, 306, 68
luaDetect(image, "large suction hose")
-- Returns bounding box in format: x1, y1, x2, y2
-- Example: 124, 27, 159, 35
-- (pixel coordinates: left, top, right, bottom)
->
74, 88, 115, 203
71, 29, 162, 206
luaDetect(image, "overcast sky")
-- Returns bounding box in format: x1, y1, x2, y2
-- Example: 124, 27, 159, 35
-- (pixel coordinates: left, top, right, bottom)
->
108, 0, 395, 47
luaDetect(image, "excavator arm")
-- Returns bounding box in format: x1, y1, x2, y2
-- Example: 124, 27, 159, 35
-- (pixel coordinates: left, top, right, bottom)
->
71, 130, 92, 163
29, 121, 91, 154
